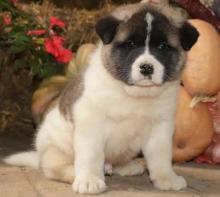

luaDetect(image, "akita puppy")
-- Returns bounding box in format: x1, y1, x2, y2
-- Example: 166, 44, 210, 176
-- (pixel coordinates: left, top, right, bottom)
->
4, 2, 199, 194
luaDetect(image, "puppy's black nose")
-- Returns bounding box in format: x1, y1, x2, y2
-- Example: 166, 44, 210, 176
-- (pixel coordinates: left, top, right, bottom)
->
140, 64, 154, 76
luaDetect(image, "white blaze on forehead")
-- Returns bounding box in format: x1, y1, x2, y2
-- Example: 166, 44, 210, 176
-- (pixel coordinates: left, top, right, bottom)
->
146, 12, 154, 30
145, 13, 154, 47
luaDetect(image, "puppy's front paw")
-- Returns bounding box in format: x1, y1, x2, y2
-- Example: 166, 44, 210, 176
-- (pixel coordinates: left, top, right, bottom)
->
73, 175, 106, 194
152, 173, 187, 191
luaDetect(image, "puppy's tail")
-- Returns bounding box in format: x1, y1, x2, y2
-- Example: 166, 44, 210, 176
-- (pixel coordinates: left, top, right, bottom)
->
3, 151, 39, 169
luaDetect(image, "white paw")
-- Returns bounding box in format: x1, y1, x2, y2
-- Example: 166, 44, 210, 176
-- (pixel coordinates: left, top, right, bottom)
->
113, 161, 145, 176
73, 175, 106, 194
152, 173, 187, 191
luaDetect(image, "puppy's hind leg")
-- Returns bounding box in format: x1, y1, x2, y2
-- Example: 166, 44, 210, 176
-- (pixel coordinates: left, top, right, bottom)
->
113, 158, 147, 176
40, 146, 74, 184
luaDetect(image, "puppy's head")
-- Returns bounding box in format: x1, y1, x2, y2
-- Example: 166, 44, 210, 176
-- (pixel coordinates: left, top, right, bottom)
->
95, 4, 199, 88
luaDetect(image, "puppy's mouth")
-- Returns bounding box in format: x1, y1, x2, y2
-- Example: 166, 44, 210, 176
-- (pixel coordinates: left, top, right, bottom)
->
134, 84, 162, 88
128, 80, 162, 88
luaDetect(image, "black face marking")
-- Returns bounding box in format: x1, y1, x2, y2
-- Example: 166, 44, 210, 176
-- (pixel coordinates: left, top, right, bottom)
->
96, 16, 121, 44
100, 6, 199, 86
106, 10, 148, 84
149, 17, 180, 82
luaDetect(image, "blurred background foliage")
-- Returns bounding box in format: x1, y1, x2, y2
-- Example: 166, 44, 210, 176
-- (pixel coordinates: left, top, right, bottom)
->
20, 0, 140, 9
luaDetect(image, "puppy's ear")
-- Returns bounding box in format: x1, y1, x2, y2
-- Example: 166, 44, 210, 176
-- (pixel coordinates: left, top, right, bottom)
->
179, 22, 199, 51
95, 16, 121, 44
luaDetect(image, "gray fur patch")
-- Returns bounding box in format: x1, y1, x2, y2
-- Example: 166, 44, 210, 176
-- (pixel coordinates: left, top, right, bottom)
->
59, 73, 84, 122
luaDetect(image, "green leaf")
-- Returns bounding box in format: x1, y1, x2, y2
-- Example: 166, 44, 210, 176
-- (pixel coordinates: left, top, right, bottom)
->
17, 35, 31, 43
14, 59, 25, 70
7, 45, 26, 54
40, 65, 58, 78
35, 38, 45, 45
31, 62, 41, 75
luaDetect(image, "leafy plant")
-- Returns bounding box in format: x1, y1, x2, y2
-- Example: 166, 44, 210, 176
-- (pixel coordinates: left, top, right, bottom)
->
0, 0, 73, 78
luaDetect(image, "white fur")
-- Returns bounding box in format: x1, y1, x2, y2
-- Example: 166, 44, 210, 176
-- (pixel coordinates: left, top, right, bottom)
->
145, 13, 154, 48
35, 106, 74, 156
113, 160, 145, 176
4, 45, 186, 194
4, 151, 39, 169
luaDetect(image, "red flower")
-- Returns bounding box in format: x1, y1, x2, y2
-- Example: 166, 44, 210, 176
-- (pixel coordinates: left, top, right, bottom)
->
49, 16, 65, 29
27, 29, 46, 36
3, 15, 11, 25
44, 36, 72, 63
44, 36, 64, 56
56, 49, 73, 63
0, 15, 11, 30
194, 154, 215, 164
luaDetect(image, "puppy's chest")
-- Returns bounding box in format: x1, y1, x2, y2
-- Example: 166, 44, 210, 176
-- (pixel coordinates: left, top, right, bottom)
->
98, 92, 160, 149
103, 104, 153, 165
104, 117, 148, 165
98, 92, 160, 119
85, 88, 169, 164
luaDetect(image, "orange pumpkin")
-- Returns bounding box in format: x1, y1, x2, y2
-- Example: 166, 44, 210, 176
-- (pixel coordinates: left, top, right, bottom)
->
182, 19, 220, 96
32, 76, 68, 123
75, 43, 96, 67
173, 87, 214, 162
66, 43, 96, 78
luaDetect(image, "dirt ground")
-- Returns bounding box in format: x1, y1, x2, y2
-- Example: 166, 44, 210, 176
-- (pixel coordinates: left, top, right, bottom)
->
0, 161, 220, 197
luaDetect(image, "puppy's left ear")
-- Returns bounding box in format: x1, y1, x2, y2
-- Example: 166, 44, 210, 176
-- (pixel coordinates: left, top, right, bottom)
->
179, 22, 199, 51
95, 16, 121, 44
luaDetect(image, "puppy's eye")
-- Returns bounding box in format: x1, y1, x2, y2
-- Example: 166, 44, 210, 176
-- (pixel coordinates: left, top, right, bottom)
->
125, 40, 136, 48
157, 42, 171, 51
